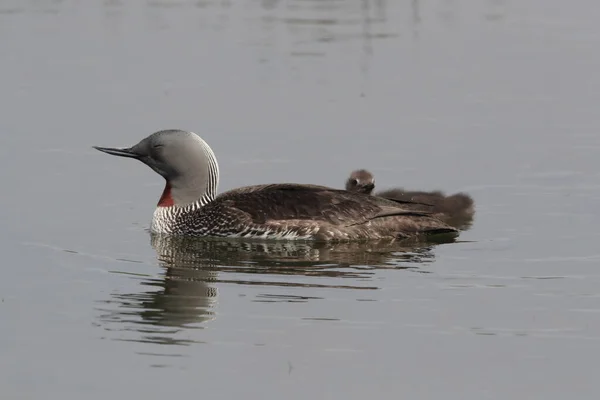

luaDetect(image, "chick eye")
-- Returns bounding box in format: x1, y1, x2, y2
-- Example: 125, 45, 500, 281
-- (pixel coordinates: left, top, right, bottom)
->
353, 179, 359, 185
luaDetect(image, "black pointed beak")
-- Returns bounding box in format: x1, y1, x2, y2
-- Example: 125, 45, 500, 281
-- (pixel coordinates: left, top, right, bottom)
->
93, 146, 142, 159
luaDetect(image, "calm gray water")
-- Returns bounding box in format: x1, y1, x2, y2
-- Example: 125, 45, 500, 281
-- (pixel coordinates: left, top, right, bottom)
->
1, 0, 600, 398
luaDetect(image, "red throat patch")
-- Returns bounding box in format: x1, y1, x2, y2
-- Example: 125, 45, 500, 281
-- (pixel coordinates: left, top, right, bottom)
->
157, 182, 174, 207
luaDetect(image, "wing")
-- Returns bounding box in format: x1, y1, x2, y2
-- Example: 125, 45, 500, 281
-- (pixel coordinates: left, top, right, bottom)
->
215, 183, 433, 226
376, 188, 444, 204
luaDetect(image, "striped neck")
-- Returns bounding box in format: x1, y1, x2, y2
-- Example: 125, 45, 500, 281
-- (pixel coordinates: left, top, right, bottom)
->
197, 135, 219, 203
156, 135, 220, 208
149, 132, 220, 235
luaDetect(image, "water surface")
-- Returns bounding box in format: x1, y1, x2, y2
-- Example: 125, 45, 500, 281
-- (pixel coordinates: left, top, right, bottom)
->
1, 1, 600, 399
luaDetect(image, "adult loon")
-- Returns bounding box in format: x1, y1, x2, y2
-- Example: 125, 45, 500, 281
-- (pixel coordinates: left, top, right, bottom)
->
93, 130, 458, 241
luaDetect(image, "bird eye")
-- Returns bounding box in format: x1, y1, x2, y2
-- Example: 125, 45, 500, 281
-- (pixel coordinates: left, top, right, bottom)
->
153, 144, 164, 149
353, 179, 359, 185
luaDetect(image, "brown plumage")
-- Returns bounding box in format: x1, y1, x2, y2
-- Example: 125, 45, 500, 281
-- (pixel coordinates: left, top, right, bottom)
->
345, 169, 475, 230
173, 183, 459, 241
92, 130, 460, 242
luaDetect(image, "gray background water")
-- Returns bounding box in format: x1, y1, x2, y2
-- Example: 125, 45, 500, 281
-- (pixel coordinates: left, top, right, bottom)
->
1, 0, 599, 398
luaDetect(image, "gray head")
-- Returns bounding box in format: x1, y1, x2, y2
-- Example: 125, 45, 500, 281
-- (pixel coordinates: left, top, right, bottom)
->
93, 129, 219, 207
345, 169, 375, 195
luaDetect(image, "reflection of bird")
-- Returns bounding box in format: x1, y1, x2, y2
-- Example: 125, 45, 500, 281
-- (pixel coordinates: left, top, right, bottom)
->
96, 237, 220, 337
150, 233, 448, 277
95, 233, 451, 345
96, 266, 218, 339
345, 169, 475, 230
93, 129, 458, 241
137, 266, 218, 329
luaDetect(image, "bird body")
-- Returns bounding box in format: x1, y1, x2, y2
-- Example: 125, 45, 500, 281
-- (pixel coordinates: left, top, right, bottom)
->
94, 130, 458, 242
345, 169, 475, 229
